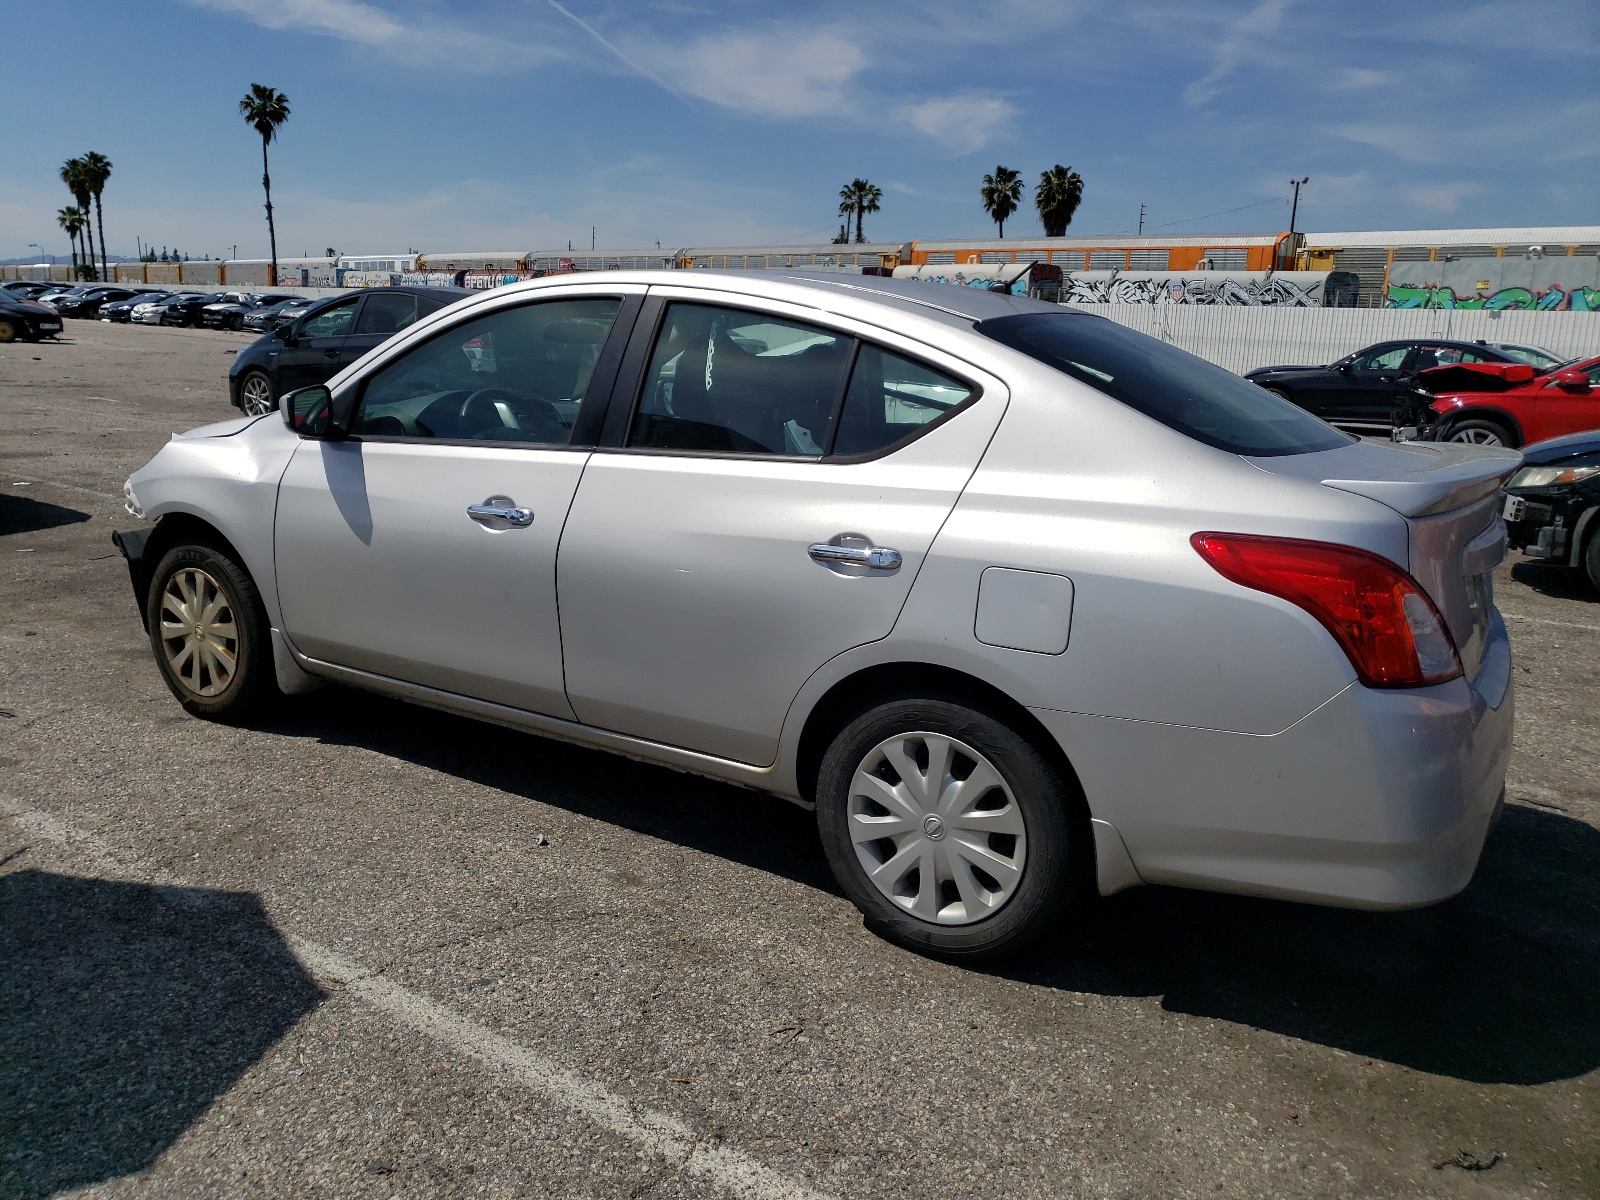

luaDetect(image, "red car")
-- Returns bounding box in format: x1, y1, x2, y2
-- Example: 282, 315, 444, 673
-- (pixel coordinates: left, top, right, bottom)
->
1399, 356, 1600, 447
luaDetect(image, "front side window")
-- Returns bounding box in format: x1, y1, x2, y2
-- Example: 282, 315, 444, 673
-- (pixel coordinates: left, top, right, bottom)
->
629, 303, 851, 455
977, 311, 1351, 457
352, 297, 621, 443
301, 300, 358, 339
1352, 345, 1408, 371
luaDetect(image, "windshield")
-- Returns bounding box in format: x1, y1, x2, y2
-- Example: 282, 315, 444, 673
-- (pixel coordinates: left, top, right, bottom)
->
977, 312, 1352, 456
1499, 345, 1565, 369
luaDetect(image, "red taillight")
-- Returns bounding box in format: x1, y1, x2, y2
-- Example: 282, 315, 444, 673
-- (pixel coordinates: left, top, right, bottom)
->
1191, 532, 1462, 688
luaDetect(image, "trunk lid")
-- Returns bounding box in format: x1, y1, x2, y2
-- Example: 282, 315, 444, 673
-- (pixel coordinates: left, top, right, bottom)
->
1246, 439, 1522, 682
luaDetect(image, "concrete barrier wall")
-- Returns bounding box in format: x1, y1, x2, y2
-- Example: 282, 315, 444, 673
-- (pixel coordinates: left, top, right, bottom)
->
1074, 304, 1600, 374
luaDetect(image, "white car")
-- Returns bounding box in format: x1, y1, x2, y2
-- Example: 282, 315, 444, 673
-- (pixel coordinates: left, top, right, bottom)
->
116, 273, 1518, 959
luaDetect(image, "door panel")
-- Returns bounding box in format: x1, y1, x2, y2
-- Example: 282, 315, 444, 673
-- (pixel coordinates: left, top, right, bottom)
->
274, 441, 587, 718
277, 297, 361, 392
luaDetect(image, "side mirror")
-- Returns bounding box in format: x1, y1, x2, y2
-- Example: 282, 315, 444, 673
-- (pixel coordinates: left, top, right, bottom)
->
1335, 361, 1352, 373
1553, 369, 1591, 391
280, 385, 338, 438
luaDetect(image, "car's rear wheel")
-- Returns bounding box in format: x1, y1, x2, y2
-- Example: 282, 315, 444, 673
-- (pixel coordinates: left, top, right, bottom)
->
0, 319, 16, 343
239, 370, 275, 416
1584, 527, 1600, 595
146, 542, 275, 720
1446, 418, 1517, 447
816, 698, 1086, 961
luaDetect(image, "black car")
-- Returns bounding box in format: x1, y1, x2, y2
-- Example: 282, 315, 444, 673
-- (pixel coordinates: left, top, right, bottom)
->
1503, 429, 1600, 592
53, 286, 143, 319
228, 286, 469, 414
159, 293, 224, 327
1246, 339, 1524, 429
2, 281, 56, 301
101, 290, 174, 323
0, 289, 66, 342
203, 292, 302, 331
241, 297, 312, 333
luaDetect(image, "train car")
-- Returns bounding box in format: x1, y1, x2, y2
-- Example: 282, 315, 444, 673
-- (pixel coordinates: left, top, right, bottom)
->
338, 253, 420, 287
527, 249, 679, 272
676, 243, 911, 271
414, 251, 530, 273
907, 233, 1292, 274
1299, 226, 1600, 306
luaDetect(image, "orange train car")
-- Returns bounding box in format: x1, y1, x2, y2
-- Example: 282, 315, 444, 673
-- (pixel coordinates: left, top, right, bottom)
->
906, 232, 1293, 274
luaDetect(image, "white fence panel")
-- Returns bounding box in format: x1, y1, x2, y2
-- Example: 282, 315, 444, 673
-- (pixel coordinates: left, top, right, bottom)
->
1071, 305, 1600, 374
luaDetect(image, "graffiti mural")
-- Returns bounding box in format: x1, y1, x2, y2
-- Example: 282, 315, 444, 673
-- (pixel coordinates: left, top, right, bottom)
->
1054, 271, 1336, 306
1386, 258, 1600, 310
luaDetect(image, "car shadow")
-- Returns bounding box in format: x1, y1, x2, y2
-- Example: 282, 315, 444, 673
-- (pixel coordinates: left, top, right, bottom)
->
0, 869, 323, 1198
0, 493, 91, 537
260, 688, 1598, 1086
1510, 559, 1598, 603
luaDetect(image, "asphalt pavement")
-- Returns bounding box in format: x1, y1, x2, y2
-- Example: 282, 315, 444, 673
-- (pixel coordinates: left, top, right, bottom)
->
2, 320, 1596, 1199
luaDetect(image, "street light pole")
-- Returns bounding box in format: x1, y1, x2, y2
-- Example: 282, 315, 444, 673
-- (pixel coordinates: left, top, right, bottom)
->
1137, 204, 1146, 236
1287, 177, 1309, 267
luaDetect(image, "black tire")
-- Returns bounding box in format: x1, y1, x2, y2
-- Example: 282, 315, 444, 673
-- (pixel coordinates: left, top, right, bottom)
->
229, 314, 244, 331
816, 698, 1087, 962
0, 318, 17, 343
145, 541, 276, 721
1584, 524, 1600, 595
1445, 417, 1518, 448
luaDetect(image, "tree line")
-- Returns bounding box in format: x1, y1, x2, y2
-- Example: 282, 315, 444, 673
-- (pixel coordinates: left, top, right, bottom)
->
837, 166, 1086, 244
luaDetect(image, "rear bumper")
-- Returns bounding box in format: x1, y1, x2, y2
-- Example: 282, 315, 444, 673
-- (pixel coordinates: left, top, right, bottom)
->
1037, 612, 1514, 909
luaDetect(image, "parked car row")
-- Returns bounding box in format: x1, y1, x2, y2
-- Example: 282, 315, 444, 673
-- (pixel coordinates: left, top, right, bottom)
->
0, 280, 317, 332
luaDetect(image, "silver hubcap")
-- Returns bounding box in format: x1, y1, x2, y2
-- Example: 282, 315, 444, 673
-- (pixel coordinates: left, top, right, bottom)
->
241, 375, 273, 416
158, 567, 239, 697
1450, 427, 1504, 446
848, 732, 1027, 926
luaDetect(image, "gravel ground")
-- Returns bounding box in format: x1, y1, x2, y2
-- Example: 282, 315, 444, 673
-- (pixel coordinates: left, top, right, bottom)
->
2, 320, 1596, 1200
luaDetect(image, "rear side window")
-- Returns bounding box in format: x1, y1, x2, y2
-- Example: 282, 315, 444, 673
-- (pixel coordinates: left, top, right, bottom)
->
833, 345, 973, 457
629, 304, 851, 455
301, 300, 358, 339
354, 293, 418, 335
977, 312, 1351, 456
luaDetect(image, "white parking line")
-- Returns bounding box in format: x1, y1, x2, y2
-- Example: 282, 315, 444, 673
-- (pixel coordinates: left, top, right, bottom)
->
1503, 611, 1600, 635
0, 798, 835, 1200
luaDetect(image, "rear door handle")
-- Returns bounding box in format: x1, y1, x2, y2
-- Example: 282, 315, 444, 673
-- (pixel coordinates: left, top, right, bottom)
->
468, 496, 534, 528
808, 542, 901, 570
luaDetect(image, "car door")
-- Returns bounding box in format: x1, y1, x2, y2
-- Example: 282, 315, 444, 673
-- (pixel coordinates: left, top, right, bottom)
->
274, 290, 638, 718
339, 291, 419, 370
275, 296, 363, 393
1318, 342, 1413, 424
556, 292, 1006, 766
1527, 362, 1600, 442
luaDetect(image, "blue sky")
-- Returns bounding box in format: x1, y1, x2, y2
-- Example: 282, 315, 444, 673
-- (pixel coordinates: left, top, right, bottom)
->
5, 0, 1597, 261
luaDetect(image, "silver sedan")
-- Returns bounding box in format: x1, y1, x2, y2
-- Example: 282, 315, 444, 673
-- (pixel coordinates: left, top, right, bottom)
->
117, 273, 1519, 959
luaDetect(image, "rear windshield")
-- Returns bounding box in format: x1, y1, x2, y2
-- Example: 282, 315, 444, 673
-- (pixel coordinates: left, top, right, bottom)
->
977, 312, 1352, 456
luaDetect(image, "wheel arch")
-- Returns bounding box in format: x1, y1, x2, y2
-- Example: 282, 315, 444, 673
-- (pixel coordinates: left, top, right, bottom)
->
1438, 406, 1524, 447
794, 660, 1089, 815
132, 511, 253, 624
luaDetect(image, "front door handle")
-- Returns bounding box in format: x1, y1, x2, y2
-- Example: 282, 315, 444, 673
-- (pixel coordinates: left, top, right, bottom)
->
468, 496, 534, 528
323, 348, 340, 359
808, 542, 901, 570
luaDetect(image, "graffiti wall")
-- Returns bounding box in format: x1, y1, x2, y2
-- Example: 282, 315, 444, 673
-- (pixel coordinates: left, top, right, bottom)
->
1386, 257, 1600, 311
1055, 270, 1338, 306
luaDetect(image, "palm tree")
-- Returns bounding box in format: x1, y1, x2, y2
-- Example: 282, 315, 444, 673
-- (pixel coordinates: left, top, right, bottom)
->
981, 166, 1024, 238
238, 83, 291, 286
60, 158, 97, 279
80, 151, 113, 280
837, 179, 883, 244
1035, 165, 1085, 238
57, 207, 86, 276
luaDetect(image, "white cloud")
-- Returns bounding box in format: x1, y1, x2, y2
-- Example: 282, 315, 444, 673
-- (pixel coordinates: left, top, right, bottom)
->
1183, 0, 1292, 107
1397, 181, 1488, 215
651, 28, 867, 117
1333, 67, 1394, 90
186, 0, 558, 69
897, 93, 1016, 155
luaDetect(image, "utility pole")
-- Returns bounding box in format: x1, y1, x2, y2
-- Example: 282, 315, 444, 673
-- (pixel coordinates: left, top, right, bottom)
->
1287, 177, 1309, 267
1137, 204, 1146, 236
591, 226, 596, 251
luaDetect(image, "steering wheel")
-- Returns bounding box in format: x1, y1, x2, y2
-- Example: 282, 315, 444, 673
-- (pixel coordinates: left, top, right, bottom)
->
457, 388, 568, 443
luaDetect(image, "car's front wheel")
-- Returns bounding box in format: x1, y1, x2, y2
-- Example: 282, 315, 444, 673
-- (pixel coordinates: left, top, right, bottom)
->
238, 370, 275, 416
1446, 418, 1517, 447
816, 698, 1086, 961
146, 541, 276, 720
0, 318, 17, 343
